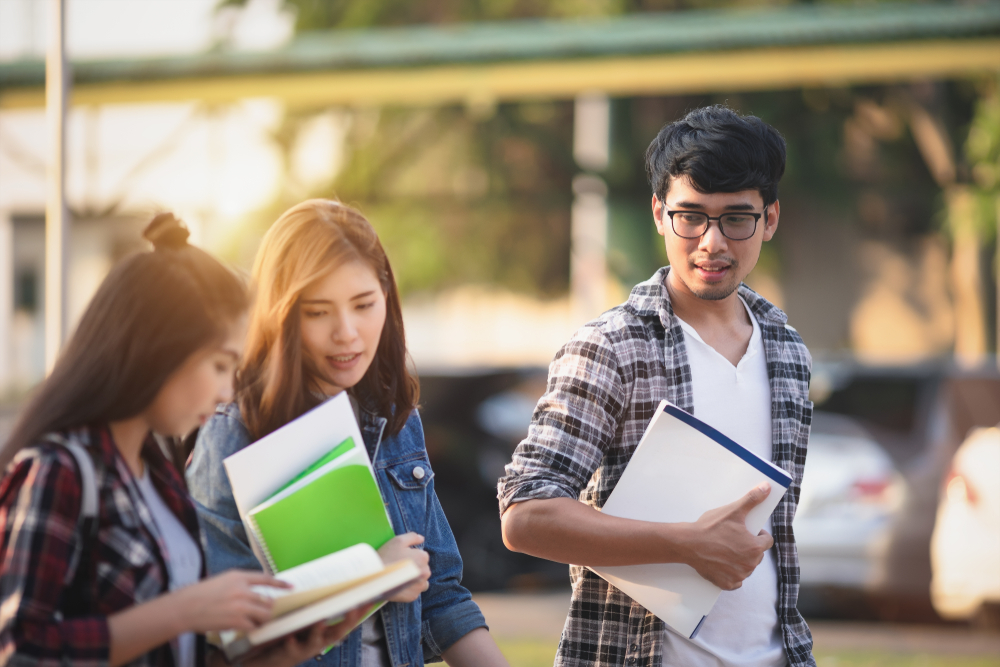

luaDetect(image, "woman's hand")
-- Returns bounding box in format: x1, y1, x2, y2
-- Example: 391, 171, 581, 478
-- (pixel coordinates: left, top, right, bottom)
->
377, 532, 431, 603
243, 607, 368, 667
173, 570, 290, 634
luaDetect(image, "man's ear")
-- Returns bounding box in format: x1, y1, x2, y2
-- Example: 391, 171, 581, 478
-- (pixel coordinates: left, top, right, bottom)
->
762, 200, 780, 241
652, 196, 668, 237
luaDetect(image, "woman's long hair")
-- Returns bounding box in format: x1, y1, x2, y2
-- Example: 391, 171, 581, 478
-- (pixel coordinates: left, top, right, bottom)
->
238, 199, 418, 442
1, 214, 248, 469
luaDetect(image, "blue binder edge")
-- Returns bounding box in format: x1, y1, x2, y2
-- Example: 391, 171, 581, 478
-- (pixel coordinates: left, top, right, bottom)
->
661, 403, 792, 488
689, 615, 707, 639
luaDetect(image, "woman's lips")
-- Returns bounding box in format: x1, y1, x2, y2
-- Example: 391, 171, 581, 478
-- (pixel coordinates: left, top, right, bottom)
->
326, 353, 362, 370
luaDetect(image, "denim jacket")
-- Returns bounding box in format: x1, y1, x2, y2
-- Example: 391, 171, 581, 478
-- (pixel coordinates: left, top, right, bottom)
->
185, 402, 486, 666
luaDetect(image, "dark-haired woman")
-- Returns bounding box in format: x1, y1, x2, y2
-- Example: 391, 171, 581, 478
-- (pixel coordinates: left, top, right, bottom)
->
187, 200, 510, 667
0, 215, 363, 667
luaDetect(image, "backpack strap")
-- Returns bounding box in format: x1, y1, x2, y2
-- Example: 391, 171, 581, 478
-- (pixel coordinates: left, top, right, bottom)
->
38, 433, 100, 587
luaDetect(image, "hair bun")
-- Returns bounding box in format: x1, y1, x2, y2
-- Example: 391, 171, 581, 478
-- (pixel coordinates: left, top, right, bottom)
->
144, 213, 190, 250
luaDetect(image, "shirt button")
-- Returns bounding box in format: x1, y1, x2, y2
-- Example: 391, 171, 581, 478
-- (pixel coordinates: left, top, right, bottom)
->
630, 644, 638, 651
412, 466, 425, 480
628, 658, 636, 665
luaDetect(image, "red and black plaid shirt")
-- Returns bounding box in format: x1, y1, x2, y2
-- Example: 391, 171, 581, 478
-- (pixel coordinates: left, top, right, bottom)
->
0, 424, 204, 667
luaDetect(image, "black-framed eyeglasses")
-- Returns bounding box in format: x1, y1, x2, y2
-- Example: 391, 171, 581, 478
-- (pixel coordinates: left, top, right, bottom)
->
666, 210, 764, 241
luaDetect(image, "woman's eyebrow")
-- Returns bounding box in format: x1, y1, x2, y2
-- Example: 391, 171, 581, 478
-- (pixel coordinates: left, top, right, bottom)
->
300, 298, 331, 305
350, 290, 376, 300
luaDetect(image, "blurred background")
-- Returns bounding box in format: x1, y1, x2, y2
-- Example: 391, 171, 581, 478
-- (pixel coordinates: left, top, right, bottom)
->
2, 1, 1000, 665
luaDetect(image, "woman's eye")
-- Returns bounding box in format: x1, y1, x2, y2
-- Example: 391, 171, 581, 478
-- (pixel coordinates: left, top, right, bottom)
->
357, 302, 375, 310
303, 310, 324, 318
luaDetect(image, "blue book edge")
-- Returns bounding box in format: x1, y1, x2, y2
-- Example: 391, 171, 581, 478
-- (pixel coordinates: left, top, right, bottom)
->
661, 403, 792, 488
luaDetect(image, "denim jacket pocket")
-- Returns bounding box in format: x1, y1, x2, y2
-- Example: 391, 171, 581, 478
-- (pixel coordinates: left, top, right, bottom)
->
384, 457, 435, 534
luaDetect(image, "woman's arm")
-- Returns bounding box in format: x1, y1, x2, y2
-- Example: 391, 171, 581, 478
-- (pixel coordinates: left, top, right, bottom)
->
107, 571, 280, 666
441, 628, 510, 667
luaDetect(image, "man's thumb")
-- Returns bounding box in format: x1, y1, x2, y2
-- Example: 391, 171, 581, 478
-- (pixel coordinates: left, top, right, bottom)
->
738, 482, 771, 512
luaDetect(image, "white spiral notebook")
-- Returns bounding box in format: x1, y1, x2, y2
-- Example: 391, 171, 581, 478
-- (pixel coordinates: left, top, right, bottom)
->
589, 400, 792, 639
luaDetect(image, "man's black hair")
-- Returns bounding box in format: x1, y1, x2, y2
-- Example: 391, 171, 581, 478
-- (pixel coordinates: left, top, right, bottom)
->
644, 105, 786, 207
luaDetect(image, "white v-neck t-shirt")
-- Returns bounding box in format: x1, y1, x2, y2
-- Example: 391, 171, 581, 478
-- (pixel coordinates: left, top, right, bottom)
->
661, 297, 786, 667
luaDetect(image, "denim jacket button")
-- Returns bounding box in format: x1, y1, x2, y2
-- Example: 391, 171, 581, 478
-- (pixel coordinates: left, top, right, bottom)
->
412, 466, 425, 480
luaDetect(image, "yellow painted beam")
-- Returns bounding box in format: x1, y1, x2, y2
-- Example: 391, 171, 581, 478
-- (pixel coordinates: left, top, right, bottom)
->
2, 38, 999, 110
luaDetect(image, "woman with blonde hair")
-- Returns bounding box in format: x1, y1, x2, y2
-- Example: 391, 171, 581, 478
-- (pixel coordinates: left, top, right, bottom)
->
187, 200, 510, 666
0, 214, 362, 667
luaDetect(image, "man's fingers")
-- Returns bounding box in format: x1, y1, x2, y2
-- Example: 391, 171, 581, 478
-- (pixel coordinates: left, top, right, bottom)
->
756, 529, 775, 551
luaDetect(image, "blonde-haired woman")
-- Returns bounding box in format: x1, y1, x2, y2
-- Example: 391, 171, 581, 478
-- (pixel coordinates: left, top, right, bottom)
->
187, 200, 510, 667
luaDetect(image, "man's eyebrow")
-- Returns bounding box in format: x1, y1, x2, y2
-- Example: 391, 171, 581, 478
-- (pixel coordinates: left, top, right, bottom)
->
670, 201, 758, 211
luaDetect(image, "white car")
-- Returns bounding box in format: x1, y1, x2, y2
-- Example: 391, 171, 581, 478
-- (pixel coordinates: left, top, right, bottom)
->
930, 425, 1000, 623
794, 412, 906, 599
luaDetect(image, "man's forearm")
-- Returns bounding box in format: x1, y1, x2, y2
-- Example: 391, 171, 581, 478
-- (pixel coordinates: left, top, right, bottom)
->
501, 497, 694, 567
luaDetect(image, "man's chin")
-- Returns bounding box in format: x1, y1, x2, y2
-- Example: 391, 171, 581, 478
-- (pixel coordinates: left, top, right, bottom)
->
690, 281, 740, 301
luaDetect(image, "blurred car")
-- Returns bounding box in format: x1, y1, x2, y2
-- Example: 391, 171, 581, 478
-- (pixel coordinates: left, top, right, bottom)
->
807, 360, 1000, 620
794, 412, 907, 615
930, 425, 1000, 626
417, 367, 563, 591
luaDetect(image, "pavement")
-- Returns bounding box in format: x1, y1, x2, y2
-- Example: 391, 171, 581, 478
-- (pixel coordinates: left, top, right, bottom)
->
472, 590, 1000, 657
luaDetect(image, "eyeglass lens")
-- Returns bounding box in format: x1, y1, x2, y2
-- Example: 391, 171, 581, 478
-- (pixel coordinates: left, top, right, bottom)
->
672, 212, 757, 240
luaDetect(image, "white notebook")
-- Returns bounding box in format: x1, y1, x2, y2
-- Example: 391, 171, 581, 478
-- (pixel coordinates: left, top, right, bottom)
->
589, 400, 792, 639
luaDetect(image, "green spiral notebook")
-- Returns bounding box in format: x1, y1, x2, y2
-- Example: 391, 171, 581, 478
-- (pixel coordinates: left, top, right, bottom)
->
244, 436, 395, 573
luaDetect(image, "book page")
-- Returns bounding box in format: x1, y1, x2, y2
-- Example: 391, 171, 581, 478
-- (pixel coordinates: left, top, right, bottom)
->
252, 544, 387, 617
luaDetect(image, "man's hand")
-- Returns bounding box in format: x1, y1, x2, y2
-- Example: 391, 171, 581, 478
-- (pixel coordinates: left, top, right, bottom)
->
683, 482, 774, 591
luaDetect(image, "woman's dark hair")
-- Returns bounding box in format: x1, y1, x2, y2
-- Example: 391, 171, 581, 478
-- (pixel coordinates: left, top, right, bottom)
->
1, 213, 248, 468
238, 199, 418, 442
645, 104, 787, 206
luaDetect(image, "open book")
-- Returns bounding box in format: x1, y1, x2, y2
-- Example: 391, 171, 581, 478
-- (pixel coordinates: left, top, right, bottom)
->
589, 400, 792, 639
215, 544, 420, 661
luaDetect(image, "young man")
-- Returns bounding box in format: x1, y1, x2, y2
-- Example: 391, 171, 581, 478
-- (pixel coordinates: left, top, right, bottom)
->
498, 105, 814, 667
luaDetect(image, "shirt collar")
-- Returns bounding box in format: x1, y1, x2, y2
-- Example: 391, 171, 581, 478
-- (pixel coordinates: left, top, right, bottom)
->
626, 266, 788, 330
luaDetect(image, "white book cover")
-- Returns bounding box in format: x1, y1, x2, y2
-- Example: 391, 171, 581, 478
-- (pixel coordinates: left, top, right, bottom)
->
589, 400, 792, 639
222, 392, 382, 572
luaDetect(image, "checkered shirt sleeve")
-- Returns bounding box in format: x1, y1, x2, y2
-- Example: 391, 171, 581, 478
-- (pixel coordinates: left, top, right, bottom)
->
0, 447, 110, 667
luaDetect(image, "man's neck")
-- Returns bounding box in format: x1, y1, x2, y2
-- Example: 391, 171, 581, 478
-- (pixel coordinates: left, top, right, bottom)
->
665, 269, 753, 366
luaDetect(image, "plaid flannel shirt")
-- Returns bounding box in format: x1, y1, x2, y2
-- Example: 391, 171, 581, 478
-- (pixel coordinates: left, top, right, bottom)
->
498, 267, 815, 667
0, 424, 204, 667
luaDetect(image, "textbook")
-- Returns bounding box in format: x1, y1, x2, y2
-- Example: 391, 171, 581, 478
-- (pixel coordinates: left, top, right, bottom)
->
214, 543, 420, 661
223, 392, 395, 574
589, 400, 792, 640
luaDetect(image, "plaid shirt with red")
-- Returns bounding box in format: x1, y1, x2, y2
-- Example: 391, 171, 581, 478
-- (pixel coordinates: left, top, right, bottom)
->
0, 424, 203, 667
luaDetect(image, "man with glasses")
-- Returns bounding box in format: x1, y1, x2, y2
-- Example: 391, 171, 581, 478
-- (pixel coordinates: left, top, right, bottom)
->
498, 105, 814, 667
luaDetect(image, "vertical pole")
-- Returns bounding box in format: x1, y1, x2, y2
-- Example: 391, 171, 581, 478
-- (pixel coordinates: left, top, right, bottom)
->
0, 210, 12, 394
45, 0, 69, 373
571, 93, 611, 324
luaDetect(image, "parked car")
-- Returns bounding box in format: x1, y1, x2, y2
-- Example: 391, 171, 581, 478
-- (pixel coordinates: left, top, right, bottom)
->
930, 425, 1000, 627
794, 412, 907, 616
806, 359, 1000, 620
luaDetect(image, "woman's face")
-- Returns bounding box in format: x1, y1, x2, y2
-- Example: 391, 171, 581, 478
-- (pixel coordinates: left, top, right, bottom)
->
299, 259, 387, 397
144, 318, 246, 437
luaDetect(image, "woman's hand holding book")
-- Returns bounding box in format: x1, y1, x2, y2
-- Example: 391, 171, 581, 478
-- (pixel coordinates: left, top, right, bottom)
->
378, 532, 431, 602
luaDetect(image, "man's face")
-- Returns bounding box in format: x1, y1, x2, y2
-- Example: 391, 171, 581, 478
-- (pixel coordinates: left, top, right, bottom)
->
653, 175, 779, 302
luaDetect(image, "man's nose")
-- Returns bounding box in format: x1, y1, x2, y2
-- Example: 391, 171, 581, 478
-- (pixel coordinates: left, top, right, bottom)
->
698, 221, 728, 253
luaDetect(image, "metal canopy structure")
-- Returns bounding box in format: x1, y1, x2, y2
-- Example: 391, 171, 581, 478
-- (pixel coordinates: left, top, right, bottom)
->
2, 2, 1000, 109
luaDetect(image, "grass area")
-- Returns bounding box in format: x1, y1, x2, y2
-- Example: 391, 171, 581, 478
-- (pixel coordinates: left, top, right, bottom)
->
493, 638, 1000, 667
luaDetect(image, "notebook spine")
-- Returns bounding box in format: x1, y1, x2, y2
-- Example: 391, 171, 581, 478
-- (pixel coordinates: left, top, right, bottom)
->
247, 514, 279, 574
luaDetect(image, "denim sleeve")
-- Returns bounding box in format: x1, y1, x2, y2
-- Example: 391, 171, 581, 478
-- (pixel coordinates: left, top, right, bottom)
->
419, 479, 488, 663
185, 410, 262, 574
